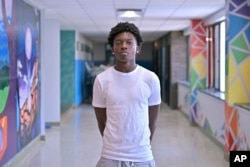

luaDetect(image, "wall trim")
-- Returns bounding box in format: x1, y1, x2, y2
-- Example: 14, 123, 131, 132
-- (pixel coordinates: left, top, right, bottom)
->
2, 136, 43, 167
203, 8, 226, 26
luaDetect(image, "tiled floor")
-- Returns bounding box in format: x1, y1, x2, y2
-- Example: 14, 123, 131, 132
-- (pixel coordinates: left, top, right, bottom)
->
6, 103, 229, 167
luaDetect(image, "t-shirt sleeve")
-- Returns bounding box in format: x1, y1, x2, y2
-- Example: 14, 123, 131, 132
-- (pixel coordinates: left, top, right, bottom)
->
92, 76, 106, 108
148, 73, 161, 106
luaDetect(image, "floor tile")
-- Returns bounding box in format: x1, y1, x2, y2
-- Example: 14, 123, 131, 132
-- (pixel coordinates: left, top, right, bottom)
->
6, 103, 229, 167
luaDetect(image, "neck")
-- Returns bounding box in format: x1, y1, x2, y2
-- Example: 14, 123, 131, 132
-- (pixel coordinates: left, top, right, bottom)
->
114, 63, 137, 73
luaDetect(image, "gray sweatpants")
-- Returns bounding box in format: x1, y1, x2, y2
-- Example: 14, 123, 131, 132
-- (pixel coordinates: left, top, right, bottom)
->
96, 157, 156, 167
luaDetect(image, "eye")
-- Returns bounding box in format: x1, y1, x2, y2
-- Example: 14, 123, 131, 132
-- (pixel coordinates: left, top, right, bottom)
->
127, 41, 132, 45
115, 41, 122, 45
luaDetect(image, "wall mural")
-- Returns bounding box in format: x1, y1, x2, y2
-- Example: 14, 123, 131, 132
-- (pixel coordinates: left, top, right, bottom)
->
189, 19, 207, 123
0, 0, 40, 165
225, 0, 250, 154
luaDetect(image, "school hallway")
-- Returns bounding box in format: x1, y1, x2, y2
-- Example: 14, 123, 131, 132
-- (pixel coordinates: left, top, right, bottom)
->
6, 103, 229, 167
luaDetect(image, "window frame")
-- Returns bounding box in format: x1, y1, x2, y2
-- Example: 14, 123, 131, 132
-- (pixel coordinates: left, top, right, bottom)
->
206, 20, 226, 92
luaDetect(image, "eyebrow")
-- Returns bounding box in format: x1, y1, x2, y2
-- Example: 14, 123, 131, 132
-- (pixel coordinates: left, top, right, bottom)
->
114, 39, 133, 42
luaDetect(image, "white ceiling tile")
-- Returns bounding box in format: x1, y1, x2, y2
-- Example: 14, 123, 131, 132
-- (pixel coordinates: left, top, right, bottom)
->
26, 0, 225, 42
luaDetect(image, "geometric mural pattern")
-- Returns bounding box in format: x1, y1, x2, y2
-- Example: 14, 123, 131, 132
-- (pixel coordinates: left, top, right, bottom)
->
189, 19, 207, 123
237, 105, 250, 151
225, 0, 250, 154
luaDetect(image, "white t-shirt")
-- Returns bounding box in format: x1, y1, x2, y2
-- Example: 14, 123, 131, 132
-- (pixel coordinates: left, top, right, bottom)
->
92, 65, 161, 162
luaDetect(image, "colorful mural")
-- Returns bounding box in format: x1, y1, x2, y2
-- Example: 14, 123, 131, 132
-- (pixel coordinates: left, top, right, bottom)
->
16, 0, 40, 150
188, 19, 226, 146
0, 0, 40, 165
225, 0, 250, 154
237, 106, 250, 150
189, 19, 207, 123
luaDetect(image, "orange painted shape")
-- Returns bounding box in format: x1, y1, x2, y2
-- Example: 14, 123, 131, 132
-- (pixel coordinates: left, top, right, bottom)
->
190, 35, 197, 44
196, 34, 206, 42
230, 109, 238, 135
191, 48, 204, 57
0, 116, 8, 160
195, 40, 206, 48
192, 19, 202, 28
195, 26, 205, 34
224, 103, 238, 153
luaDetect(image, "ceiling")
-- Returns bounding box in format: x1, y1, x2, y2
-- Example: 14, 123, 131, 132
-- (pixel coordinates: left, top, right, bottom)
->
25, 0, 225, 43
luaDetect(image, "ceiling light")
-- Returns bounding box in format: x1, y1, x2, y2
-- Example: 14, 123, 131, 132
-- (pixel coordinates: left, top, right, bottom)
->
116, 9, 143, 19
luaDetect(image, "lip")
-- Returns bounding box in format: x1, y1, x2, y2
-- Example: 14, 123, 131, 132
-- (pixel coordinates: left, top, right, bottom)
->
120, 52, 128, 55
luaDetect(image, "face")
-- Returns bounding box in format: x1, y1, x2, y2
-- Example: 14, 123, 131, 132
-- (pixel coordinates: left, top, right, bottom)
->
112, 32, 140, 63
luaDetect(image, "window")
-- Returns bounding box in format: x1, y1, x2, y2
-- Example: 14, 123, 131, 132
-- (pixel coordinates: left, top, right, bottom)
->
219, 21, 226, 92
186, 35, 190, 82
207, 21, 226, 92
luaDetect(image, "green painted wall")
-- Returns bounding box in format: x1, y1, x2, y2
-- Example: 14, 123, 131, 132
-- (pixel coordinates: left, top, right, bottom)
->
60, 31, 75, 109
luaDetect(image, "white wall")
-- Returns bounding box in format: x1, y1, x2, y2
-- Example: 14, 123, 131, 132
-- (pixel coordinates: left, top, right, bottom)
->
178, 82, 225, 145
41, 19, 60, 124
196, 91, 225, 145
76, 31, 93, 60
236, 105, 250, 150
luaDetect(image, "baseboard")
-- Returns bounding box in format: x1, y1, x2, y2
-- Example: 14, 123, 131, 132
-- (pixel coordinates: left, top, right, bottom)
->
224, 153, 229, 161
45, 122, 60, 126
40, 135, 46, 141
3, 135, 44, 167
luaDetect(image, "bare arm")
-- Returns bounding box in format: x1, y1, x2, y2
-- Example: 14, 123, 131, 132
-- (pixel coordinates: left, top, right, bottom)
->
94, 107, 107, 137
149, 104, 160, 141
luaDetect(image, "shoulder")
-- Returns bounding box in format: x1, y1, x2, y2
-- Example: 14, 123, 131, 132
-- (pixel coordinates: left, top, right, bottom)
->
94, 66, 114, 87
138, 66, 159, 80
96, 66, 113, 79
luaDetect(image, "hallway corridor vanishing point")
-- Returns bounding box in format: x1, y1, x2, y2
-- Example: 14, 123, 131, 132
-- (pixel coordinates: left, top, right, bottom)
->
5, 103, 229, 167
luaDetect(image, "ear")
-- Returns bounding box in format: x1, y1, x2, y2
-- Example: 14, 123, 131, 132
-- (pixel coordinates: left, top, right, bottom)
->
136, 46, 141, 54
111, 48, 115, 54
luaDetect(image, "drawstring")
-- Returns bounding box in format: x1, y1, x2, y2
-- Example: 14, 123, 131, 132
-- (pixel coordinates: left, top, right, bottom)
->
124, 161, 135, 167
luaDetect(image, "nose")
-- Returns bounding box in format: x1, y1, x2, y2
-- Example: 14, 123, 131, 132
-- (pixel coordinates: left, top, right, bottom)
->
121, 42, 127, 49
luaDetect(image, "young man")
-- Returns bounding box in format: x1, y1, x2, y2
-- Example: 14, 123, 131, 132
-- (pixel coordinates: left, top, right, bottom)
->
92, 22, 161, 167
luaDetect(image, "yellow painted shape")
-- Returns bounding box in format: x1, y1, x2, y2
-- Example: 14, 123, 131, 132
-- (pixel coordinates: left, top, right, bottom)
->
192, 54, 206, 78
239, 57, 250, 93
228, 52, 238, 84
228, 77, 248, 104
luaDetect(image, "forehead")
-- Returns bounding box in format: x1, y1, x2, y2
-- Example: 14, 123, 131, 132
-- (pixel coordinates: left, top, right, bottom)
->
114, 32, 136, 41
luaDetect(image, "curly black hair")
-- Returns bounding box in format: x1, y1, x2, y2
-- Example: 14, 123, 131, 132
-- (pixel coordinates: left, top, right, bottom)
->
107, 22, 143, 47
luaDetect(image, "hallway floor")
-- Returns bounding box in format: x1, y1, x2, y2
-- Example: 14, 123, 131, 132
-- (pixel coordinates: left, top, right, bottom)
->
7, 103, 229, 167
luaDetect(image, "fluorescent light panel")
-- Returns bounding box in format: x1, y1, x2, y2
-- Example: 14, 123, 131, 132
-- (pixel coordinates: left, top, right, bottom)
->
117, 9, 143, 18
